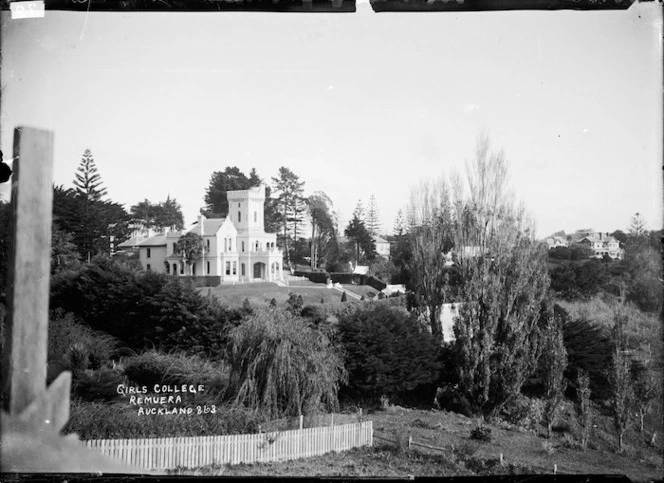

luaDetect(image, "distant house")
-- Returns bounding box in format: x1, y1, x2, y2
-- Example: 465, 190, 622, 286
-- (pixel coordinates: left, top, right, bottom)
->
576, 232, 622, 259
381, 284, 406, 297
136, 185, 284, 282
443, 246, 482, 266
440, 303, 462, 343
545, 236, 568, 250
373, 236, 390, 258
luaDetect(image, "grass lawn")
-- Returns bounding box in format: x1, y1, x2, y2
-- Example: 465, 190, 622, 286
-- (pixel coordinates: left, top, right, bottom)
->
203, 282, 358, 308
170, 406, 663, 480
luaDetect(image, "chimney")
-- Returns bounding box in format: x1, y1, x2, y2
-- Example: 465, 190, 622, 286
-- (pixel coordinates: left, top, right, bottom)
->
198, 214, 205, 237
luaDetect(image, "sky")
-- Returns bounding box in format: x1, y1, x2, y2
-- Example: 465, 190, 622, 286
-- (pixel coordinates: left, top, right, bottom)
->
1, 3, 662, 239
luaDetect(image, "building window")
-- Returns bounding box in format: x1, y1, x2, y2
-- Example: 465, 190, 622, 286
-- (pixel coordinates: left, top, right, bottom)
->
173, 264, 177, 274
232, 261, 237, 275
173, 243, 177, 254
238, 203, 240, 207
254, 211, 257, 222
206, 239, 210, 252
147, 248, 151, 258
180, 264, 184, 275
192, 263, 196, 276
238, 211, 241, 222
229, 239, 232, 251
241, 263, 245, 276
242, 241, 245, 252
226, 261, 231, 275
224, 238, 227, 252
166, 264, 170, 274
207, 261, 210, 274
146, 264, 151, 271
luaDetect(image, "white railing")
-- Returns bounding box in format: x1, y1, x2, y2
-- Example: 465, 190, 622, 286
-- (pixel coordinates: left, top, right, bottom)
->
83, 421, 373, 471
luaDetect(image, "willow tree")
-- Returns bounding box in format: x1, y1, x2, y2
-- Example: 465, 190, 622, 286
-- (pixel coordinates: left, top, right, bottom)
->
225, 309, 347, 418
451, 133, 550, 418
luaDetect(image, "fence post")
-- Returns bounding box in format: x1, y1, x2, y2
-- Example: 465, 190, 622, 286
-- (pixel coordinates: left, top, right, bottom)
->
408, 436, 412, 450
331, 414, 334, 427
554, 464, 557, 475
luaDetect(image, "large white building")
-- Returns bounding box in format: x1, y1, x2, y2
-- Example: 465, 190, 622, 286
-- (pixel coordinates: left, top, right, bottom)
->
136, 185, 283, 282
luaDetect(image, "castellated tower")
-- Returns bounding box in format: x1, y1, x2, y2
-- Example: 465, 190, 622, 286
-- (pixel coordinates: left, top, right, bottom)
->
227, 184, 266, 233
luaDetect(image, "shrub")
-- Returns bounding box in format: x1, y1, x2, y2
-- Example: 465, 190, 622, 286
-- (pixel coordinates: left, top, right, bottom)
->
470, 425, 492, 442
433, 384, 474, 417
498, 395, 545, 432
338, 304, 441, 406
123, 350, 227, 401
73, 367, 126, 402
64, 400, 265, 440
225, 309, 347, 418
50, 258, 238, 355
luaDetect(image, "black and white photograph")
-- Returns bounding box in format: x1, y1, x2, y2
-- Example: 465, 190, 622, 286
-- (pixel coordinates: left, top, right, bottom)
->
0, 0, 662, 479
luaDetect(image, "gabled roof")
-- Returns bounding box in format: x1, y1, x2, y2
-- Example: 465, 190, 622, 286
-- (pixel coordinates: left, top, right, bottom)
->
188, 218, 227, 236
373, 236, 389, 244
137, 234, 168, 247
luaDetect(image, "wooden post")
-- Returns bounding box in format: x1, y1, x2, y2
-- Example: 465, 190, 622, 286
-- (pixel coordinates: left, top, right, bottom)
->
1, 127, 54, 415
299, 414, 303, 430
408, 436, 412, 450
0, 127, 144, 473
554, 464, 557, 474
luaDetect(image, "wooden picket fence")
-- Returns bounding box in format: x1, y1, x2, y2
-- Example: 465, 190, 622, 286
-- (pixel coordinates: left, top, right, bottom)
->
84, 421, 373, 471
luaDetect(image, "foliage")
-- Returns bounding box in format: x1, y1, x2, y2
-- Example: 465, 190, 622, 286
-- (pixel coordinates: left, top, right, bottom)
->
47, 309, 122, 374
53, 184, 130, 261
338, 304, 441, 405
73, 149, 108, 201
610, 308, 634, 450
498, 395, 545, 432
130, 195, 185, 231
393, 209, 406, 237
470, 425, 492, 442
630, 360, 661, 432
64, 400, 266, 439
122, 349, 227, 396
51, 224, 82, 274
225, 309, 347, 418
341, 291, 347, 302
624, 244, 662, 313
174, 232, 204, 274
285, 292, 304, 315
74, 367, 127, 402
344, 215, 376, 264
50, 257, 238, 355
540, 310, 568, 438
366, 194, 381, 236
576, 369, 592, 451
272, 166, 306, 265
307, 192, 337, 270
550, 259, 608, 300
404, 177, 455, 335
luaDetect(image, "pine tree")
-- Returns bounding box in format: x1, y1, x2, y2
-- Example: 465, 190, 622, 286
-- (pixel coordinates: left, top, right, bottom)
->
352, 199, 365, 223
272, 167, 306, 266
366, 195, 381, 236
627, 212, 647, 239
73, 149, 107, 202
393, 209, 406, 237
